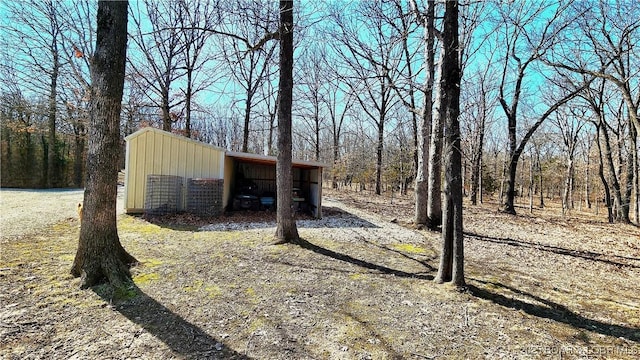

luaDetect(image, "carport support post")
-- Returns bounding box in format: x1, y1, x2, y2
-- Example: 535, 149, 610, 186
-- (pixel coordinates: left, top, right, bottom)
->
317, 168, 323, 218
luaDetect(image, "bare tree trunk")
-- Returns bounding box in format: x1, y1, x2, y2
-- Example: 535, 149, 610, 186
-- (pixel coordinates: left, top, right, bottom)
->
569, 159, 574, 209
267, 92, 278, 156
470, 155, 481, 205
634, 130, 640, 224
585, 137, 592, 209
396, 0, 419, 179
274, 0, 299, 243
596, 122, 614, 223
529, 156, 534, 213
242, 95, 252, 152
413, 0, 435, 226
479, 155, 483, 204
470, 101, 486, 206
185, 70, 192, 138
330, 89, 349, 189
434, 0, 464, 288
563, 156, 574, 212
73, 122, 86, 188
129, 0, 186, 135
71, 0, 137, 289
427, 46, 444, 228
538, 158, 544, 208
47, 51, 59, 188
496, 3, 587, 215
601, 117, 627, 222
332, 135, 339, 189
462, 158, 467, 197
499, 155, 506, 204
629, 110, 640, 225
1, 126, 11, 182
625, 120, 638, 224
314, 103, 320, 161
375, 113, 384, 196
161, 90, 172, 132
176, 0, 215, 139
503, 153, 520, 215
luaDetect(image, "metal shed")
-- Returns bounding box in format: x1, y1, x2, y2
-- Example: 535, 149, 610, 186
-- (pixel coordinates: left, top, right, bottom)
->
124, 128, 326, 218
123, 127, 225, 214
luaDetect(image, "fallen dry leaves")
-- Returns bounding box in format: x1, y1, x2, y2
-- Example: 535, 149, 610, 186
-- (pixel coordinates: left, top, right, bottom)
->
1, 187, 639, 359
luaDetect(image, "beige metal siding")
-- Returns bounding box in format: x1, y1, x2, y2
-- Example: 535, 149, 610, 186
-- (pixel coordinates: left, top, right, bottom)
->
124, 128, 225, 213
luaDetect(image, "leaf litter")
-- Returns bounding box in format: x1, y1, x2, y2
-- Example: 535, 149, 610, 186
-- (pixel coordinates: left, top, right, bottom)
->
1, 187, 639, 359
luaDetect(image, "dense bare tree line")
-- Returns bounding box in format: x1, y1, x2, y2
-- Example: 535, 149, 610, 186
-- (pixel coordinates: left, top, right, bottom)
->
1, 0, 638, 231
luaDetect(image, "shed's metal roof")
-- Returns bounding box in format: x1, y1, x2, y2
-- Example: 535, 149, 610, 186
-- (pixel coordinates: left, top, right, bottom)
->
125, 127, 328, 169
226, 151, 328, 169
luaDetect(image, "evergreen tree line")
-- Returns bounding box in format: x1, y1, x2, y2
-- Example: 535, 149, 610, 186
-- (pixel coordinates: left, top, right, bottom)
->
1, 94, 83, 188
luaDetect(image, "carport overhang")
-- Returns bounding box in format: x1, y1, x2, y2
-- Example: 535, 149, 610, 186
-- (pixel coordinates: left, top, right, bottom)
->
226, 151, 327, 169
224, 151, 328, 218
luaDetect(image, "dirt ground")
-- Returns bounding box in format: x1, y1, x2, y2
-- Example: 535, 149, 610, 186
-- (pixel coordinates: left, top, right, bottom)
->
1, 187, 639, 359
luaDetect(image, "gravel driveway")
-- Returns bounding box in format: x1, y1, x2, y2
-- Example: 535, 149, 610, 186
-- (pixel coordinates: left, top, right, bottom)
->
0, 186, 125, 239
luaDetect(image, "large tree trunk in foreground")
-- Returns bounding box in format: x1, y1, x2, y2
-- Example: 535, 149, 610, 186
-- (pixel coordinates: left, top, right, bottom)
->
71, 0, 137, 289
274, 0, 299, 243
434, 0, 464, 287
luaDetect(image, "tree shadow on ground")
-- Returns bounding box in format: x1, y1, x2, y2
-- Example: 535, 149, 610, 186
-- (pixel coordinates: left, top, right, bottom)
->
465, 231, 640, 269
291, 238, 434, 280
340, 309, 405, 359
301, 206, 380, 228
467, 279, 640, 343
361, 238, 438, 273
93, 284, 250, 359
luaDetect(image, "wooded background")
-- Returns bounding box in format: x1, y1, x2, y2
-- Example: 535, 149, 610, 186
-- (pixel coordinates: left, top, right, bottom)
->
1, 0, 638, 224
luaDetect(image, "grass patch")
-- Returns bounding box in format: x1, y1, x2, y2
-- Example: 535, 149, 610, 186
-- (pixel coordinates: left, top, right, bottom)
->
140, 258, 163, 267
92, 282, 139, 304
3, 192, 640, 359
204, 285, 222, 298
133, 272, 160, 285
349, 273, 366, 280
118, 216, 163, 235
390, 243, 430, 255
